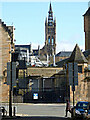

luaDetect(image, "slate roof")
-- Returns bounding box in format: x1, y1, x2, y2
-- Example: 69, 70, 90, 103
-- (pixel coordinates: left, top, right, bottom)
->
54, 44, 88, 67
68, 44, 88, 63
56, 51, 72, 57
83, 49, 90, 58
56, 58, 69, 67
83, 7, 90, 16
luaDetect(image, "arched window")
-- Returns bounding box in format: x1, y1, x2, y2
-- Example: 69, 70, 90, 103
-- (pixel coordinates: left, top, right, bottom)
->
52, 37, 54, 45
48, 36, 50, 44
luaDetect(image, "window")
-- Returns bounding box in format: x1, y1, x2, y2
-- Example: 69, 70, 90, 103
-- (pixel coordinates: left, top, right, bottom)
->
78, 66, 82, 73
48, 37, 50, 44
48, 22, 52, 26
18, 70, 24, 79
18, 70, 26, 79
52, 37, 54, 45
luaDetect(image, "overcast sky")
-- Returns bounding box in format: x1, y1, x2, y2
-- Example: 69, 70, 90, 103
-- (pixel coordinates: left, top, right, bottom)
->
1, 1, 89, 53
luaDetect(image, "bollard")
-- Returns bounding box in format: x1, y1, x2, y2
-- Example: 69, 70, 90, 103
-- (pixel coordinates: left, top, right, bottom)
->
13, 106, 16, 116
2, 107, 5, 117
0, 107, 2, 118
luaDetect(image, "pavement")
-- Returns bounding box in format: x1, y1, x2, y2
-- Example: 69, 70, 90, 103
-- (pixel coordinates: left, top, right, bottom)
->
1, 116, 71, 120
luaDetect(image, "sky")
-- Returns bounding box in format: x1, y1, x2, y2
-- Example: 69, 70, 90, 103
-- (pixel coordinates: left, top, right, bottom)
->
1, 1, 89, 53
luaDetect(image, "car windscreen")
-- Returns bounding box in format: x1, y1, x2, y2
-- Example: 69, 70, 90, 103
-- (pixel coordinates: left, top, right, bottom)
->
87, 103, 90, 110
76, 102, 88, 109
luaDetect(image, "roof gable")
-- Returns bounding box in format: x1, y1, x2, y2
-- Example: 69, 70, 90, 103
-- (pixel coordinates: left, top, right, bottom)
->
68, 44, 88, 63
83, 7, 90, 16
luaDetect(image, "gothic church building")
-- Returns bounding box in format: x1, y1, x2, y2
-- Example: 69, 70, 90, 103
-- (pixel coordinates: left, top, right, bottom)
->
40, 3, 56, 58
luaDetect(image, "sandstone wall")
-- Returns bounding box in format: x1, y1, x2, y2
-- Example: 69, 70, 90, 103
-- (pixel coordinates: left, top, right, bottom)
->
0, 23, 11, 102
27, 67, 62, 77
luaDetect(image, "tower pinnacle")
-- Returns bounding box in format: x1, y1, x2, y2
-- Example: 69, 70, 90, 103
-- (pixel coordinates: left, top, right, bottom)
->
48, 2, 53, 26
45, 2, 56, 56
49, 2, 52, 12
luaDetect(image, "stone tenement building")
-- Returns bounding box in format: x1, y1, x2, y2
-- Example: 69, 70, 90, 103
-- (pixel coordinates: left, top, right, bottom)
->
40, 3, 56, 57
67, 44, 89, 102
83, 6, 90, 50
0, 19, 14, 102
55, 43, 90, 102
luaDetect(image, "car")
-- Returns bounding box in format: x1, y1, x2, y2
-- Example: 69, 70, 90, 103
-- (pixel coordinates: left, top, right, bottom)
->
72, 101, 90, 119
84, 102, 90, 119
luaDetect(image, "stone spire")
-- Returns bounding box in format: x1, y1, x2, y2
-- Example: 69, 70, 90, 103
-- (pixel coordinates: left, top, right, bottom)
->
49, 2, 52, 12
44, 2, 56, 56
68, 44, 88, 63
48, 2, 53, 26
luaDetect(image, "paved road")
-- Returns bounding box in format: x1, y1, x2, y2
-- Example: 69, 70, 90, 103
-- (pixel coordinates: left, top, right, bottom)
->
1, 103, 71, 117
17, 103, 69, 117
1, 103, 72, 120
1, 116, 71, 120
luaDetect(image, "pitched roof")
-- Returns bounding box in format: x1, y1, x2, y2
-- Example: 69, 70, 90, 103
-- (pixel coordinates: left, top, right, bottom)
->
53, 44, 88, 67
56, 58, 69, 67
83, 49, 90, 58
56, 51, 72, 57
68, 44, 88, 63
83, 7, 90, 16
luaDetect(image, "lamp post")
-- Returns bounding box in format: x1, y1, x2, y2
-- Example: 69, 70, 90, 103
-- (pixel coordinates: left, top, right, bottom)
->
9, 47, 13, 117
72, 62, 75, 107
9, 26, 15, 117
68, 62, 78, 107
